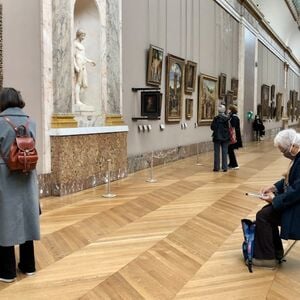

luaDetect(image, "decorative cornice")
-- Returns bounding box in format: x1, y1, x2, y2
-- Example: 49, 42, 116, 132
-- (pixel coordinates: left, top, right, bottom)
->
215, 0, 300, 70
285, 0, 300, 25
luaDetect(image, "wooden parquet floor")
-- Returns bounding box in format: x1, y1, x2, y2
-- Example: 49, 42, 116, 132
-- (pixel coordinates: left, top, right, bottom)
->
1, 140, 300, 299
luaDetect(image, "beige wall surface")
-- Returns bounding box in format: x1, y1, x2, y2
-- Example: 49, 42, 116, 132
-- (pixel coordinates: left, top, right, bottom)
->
122, 0, 239, 157
1, 0, 43, 172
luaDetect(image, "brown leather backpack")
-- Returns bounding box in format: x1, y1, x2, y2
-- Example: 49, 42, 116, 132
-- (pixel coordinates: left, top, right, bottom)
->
1, 116, 38, 172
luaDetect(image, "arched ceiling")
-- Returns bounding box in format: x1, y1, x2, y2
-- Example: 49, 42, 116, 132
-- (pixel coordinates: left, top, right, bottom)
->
251, 0, 300, 62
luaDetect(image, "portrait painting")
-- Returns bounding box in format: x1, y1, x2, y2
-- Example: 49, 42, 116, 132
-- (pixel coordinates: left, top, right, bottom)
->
185, 98, 193, 119
271, 85, 275, 100
225, 90, 234, 110
165, 54, 185, 122
275, 93, 282, 121
197, 74, 218, 126
231, 78, 238, 100
146, 45, 164, 86
141, 91, 162, 117
219, 73, 226, 99
184, 61, 197, 94
261, 84, 270, 119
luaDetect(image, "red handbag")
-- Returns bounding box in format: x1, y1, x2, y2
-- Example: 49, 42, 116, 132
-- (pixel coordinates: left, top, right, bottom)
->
229, 122, 237, 144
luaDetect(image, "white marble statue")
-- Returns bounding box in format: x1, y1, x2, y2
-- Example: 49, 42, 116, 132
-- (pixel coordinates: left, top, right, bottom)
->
74, 29, 96, 109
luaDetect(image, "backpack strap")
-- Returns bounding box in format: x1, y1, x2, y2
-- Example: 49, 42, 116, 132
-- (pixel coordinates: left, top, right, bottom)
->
3, 116, 30, 136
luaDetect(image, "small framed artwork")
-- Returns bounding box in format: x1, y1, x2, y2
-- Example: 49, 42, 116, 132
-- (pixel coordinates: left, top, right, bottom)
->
141, 91, 162, 117
185, 98, 193, 119
146, 45, 164, 86
218, 73, 226, 99
231, 78, 238, 100
184, 61, 197, 94
271, 85, 275, 100
225, 90, 234, 110
165, 54, 185, 122
261, 84, 270, 119
197, 73, 218, 126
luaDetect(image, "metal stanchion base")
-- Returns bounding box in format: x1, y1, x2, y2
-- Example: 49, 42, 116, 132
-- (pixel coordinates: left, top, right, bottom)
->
196, 163, 203, 166
102, 193, 116, 198
146, 178, 157, 183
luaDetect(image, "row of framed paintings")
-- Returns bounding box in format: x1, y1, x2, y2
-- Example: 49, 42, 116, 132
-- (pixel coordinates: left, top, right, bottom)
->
146, 44, 238, 125
260, 84, 299, 121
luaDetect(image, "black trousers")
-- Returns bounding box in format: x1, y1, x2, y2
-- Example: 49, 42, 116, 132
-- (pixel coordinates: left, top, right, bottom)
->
0, 241, 36, 279
254, 204, 283, 260
228, 144, 238, 167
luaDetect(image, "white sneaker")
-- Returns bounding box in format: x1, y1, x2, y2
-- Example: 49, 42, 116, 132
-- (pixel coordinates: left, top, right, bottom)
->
0, 277, 16, 283
232, 166, 239, 170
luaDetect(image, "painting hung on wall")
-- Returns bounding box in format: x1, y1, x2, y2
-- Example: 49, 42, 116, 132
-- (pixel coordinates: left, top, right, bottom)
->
225, 90, 234, 110
231, 78, 238, 100
146, 45, 164, 86
218, 73, 226, 99
296, 100, 300, 121
197, 74, 218, 126
165, 54, 185, 122
185, 98, 193, 119
271, 85, 275, 100
261, 84, 270, 119
275, 93, 283, 121
184, 61, 197, 94
141, 91, 162, 118
257, 104, 262, 119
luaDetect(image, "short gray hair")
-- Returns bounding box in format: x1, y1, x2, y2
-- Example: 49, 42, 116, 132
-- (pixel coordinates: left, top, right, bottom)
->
274, 129, 300, 150
218, 104, 226, 114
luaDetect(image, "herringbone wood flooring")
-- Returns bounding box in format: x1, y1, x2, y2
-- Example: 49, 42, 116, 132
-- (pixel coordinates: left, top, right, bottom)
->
1, 140, 300, 299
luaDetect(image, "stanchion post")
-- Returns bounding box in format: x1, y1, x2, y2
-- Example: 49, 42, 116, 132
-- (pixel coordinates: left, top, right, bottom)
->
196, 143, 202, 166
146, 151, 157, 183
102, 159, 116, 198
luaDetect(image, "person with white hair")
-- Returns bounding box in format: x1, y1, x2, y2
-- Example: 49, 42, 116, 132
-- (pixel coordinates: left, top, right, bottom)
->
210, 104, 230, 172
252, 128, 300, 268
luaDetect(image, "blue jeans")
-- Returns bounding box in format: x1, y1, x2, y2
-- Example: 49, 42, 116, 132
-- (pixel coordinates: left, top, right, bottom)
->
213, 141, 229, 171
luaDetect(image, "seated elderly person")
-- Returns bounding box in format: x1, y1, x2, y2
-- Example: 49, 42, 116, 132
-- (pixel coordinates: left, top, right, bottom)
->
253, 128, 300, 268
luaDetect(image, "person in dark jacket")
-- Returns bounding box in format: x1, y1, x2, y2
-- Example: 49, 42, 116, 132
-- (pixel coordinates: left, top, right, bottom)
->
228, 105, 243, 169
210, 104, 230, 172
253, 115, 265, 141
0, 88, 40, 283
253, 129, 300, 268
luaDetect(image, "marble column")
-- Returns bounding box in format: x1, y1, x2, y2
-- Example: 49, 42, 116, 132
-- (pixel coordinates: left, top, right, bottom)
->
52, 0, 73, 113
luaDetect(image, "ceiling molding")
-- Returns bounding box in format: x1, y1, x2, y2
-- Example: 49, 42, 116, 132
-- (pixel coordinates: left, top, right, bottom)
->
238, 0, 300, 67
285, 0, 300, 25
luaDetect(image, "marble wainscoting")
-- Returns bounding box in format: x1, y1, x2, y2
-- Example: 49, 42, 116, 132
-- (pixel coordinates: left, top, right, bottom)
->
127, 141, 213, 174
39, 126, 128, 197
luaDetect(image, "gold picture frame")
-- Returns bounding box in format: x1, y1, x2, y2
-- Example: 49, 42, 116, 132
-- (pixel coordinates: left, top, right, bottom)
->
185, 98, 193, 119
184, 61, 197, 94
197, 74, 218, 126
165, 54, 185, 123
146, 45, 164, 86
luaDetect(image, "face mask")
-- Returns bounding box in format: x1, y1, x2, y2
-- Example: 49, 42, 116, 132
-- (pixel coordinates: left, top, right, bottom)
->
283, 151, 296, 160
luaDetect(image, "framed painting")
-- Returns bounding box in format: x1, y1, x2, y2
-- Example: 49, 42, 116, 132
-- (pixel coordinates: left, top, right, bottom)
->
231, 78, 238, 100
271, 85, 275, 100
141, 91, 162, 117
275, 93, 282, 121
185, 98, 193, 119
225, 90, 234, 110
257, 104, 262, 119
146, 45, 164, 86
197, 74, 218, 126
184, 61, 197, 94
261, 84, 270, 119
165, 54, 185, 122
218, 73, 226, 99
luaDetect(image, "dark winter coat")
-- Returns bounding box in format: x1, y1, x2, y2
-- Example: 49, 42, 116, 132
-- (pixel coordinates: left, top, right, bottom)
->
0, 107, 40, 246
210, 113, 230, 143
273, 152, 300, 240
229, 114, 243, 149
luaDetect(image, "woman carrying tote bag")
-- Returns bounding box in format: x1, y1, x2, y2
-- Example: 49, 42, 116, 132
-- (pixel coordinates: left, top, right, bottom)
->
228, 105, 243, 169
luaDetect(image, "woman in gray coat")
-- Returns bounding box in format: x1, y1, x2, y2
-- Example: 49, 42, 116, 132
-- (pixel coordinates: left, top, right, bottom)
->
0, 88, 40, 283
